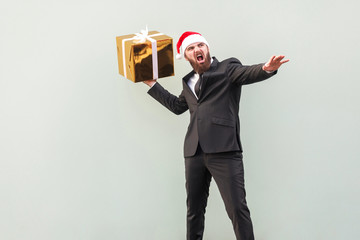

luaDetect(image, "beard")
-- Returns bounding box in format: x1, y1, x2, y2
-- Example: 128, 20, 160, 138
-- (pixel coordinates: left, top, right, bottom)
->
188, 52, 212, 74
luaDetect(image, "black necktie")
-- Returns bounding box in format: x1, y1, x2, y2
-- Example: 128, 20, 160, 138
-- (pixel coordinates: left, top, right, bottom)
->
195, 74, 202, 97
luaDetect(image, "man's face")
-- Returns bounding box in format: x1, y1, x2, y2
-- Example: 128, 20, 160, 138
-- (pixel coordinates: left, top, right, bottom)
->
184, 42, 211, 74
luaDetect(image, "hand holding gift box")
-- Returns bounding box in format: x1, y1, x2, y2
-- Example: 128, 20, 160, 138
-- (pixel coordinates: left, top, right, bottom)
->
116, 27, 174, 82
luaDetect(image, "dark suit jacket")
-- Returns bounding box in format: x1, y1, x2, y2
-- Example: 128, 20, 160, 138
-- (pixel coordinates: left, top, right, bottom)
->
148, 57, 276, 157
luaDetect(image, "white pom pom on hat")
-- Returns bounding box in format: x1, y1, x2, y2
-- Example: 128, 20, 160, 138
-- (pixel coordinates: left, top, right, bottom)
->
176, 31, 209, 59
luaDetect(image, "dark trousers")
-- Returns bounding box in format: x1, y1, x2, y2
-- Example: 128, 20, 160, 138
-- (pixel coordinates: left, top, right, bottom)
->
185, 145, 254, 240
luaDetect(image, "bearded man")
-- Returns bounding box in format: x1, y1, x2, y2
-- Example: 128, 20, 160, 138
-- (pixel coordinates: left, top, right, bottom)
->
143, 31, 289, 240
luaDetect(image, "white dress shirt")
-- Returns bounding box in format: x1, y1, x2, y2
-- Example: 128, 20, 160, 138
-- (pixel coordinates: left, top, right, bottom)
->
187, 73, 201, 99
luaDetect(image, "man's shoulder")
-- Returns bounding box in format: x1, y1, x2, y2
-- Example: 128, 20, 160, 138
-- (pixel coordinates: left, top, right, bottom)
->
183, 70, 196, 81
218, 57, 242, 65
213, 57, 243, 71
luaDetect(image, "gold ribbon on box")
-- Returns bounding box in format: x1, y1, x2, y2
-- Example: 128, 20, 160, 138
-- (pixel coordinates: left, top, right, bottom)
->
121, 27, 163, 80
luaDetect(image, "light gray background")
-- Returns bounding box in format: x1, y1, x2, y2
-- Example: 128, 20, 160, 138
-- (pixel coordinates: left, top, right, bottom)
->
1, 0, 359, 239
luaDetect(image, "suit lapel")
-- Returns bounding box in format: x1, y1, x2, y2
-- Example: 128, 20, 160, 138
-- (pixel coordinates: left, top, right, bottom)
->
182, 70, 198, 100
182, 57, 219, 101
198, 57, 218, 100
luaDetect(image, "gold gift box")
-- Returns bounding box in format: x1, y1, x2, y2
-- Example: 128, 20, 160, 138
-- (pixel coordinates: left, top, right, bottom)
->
116, 30, 174, 82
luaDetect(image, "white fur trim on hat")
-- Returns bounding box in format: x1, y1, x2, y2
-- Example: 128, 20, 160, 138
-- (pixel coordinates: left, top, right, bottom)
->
177, 34, 209, 59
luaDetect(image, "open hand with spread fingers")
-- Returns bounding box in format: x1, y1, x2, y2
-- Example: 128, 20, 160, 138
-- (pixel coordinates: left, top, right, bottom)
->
262, 55, 289, 72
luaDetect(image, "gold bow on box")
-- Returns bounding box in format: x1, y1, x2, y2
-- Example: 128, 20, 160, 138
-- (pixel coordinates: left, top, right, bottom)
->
116, 27, 174, 82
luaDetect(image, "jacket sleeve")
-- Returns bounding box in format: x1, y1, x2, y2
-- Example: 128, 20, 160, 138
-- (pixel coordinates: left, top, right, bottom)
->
226, 58, 277, 85
147, 82, 188, 115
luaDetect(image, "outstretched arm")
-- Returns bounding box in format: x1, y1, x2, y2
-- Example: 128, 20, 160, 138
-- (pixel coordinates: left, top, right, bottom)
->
262, 55, 289, 72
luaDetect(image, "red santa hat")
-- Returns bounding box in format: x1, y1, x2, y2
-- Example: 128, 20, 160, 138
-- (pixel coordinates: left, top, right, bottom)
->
176, 31, 209, 59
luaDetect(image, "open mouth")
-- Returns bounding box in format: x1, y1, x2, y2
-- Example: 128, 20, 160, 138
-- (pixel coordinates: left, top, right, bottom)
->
196, 54, 205, 63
